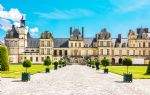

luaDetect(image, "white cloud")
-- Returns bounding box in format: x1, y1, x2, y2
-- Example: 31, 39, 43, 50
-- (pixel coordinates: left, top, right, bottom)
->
34, 9, 95, 19
0, 8, 24, 21
110, 0, 150, 13
30, 27, 38, 33
0, 18, 11, 31
14, 22, 20, 27
30, 27, 39, 37
0, 4, 4, 11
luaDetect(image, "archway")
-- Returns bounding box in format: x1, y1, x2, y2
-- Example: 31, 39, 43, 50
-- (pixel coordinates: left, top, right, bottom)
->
111, 58, 115, 64
119, 58, 123, 64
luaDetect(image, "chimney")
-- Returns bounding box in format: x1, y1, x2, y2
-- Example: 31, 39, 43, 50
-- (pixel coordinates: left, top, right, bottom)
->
118, 34, 121, 43
82, 27, 84, 38
70, 27, 72, 35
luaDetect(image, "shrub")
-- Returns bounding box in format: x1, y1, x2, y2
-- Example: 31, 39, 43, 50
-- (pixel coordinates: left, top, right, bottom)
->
101, 57, 109, 68
123, 58, 132, 73
59, 60, 62, 66
0, 46, 9, 71
44, 56, 51, 68
146, 61, 150, 74
23, 60, 32, 73
91, 60, 95, 66
95, 60, 100, 66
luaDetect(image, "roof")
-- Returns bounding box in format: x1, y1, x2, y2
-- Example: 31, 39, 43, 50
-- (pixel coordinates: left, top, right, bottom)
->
53, 38, 69, 48
84, 38, 96, 46
27, 38, 39, 48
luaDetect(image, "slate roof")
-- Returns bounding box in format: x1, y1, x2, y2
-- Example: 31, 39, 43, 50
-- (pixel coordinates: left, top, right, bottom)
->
27, 38, 39, 48
53, 38, 69, 48
84, 38, 96, 47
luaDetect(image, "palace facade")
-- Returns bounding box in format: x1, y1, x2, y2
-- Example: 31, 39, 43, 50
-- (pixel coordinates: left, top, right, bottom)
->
4, 17, 150, 64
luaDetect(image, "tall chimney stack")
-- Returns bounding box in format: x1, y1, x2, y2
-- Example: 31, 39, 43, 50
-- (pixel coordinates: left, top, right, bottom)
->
82, 27, 84, 38
70, 27, 72, 35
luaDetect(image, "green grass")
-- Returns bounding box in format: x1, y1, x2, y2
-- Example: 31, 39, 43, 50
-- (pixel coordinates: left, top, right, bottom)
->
0, 64, 54, 78
101, 66, 150, 79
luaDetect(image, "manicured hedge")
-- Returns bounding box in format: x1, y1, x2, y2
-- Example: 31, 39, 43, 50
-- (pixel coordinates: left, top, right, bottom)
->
0, 46, 9, 71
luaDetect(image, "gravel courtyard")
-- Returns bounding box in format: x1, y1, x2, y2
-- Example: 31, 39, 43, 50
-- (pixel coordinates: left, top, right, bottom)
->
1, 65, 150, 95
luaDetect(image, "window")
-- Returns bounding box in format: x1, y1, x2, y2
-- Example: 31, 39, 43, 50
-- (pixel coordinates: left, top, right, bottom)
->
24, 57, 27, 60
41, 57, 44, 62
107, 42, 110, 47
30, 57, 33, 61
47, 49, 50, 55
101, 49, 103, 55
100, 42, 103, 47
36, 57, 38, 62
143, 42, 145, 47
133, 50, 135, 55
79, 43, 81, 47
71, 43, 73, 47
41, 41, 44, 47
47, 41, 50, 47
112, 50, 114, 55
139, 50, 141, 55
127, 50, 129, 55
119, 50, 122, 55
41, 49, 44, 55
93, 50, 96, 55
107, 49, 109, 55
143, 50, 145, 56
59, 50, 62, 56
54, 50, 57, 56
139, 43, 141, 47
75, 43, 77, 47
65, 50, 67, 56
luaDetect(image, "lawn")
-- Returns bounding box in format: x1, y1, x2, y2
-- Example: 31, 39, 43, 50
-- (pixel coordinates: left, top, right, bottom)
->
0, 64, 54, 78
101, 66, 150, 79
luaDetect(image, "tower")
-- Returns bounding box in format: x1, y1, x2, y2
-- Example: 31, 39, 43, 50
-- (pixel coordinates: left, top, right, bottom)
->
20, 15, 25, 27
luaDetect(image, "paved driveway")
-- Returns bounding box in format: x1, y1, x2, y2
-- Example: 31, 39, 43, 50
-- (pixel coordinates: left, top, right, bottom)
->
1, 65, 150, 95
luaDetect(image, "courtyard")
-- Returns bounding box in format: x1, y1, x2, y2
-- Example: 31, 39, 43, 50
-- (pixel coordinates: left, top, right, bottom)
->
1, 65, 150, 95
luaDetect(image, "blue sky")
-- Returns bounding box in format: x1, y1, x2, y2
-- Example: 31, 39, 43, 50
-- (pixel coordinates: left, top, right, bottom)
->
1, 0, 150, 41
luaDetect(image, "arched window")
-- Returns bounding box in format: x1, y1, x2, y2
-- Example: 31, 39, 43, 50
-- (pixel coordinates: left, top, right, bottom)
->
111, 58, 115, 64
119, 58, 122, 64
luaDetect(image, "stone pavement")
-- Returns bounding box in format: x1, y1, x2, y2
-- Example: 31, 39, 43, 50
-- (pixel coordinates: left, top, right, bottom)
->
1, 65, 150, 95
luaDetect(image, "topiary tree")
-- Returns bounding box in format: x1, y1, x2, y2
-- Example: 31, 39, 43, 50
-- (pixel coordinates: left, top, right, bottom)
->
0, 46, 9, 71
59, 60, 62, 66
91, 60, 95, 66
123, 58, 132, 73
146, 60, 150, 74
23, 60, 32, 73
44, 56, 51, 68
101, 57, 110, 69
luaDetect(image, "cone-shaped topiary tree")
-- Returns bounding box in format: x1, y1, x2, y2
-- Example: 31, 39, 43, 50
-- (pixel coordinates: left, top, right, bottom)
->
101, 57, 109, 69
23, 60, 32, 73
123, 58, 132, 73
0, 46, 9, 71
44, 56, 51, 68
146, 60, 150, 74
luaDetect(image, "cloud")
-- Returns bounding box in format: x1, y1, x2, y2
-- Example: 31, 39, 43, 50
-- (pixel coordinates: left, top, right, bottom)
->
0, 18, 12, 31
0, 4, 25, 31
30, 27, 39, 36
0, 4, 4, 11
0, 8, 24, 21
34, 9, 95, 19
110, 0, 150, 13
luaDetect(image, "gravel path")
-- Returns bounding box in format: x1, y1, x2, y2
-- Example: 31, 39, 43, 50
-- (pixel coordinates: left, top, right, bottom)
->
1, 65, 150, 95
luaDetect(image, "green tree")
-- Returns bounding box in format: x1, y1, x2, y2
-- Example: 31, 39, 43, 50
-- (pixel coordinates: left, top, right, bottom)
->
59, 60, 62, 66
123, 58, 132, 73
0, 46, 9, 71
101, 57, 109, 69
23, 60, 32, 73
146, 61, 150, 74
44, 56, 51, 68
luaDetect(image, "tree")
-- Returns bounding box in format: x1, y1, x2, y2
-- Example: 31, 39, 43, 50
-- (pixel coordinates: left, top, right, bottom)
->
146, 61, 150, 74
44, 56, 51, 68
0, 46, 9, 71
101, 57, 109, 69
23, 60, 32, 73
91, 60, 95, 66
123, 58, 132, 73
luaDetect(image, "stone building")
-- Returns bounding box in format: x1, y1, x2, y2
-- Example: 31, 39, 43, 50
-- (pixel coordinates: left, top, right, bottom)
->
4, 17, 150, 64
